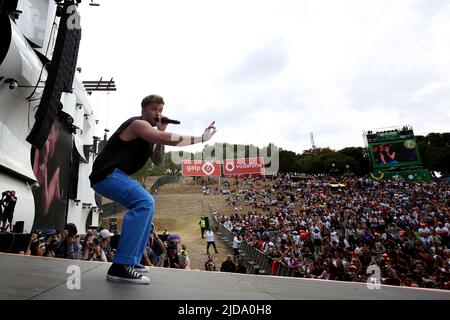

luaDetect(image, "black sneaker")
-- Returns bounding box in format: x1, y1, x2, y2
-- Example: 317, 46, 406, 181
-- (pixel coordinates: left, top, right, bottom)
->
106, 264, 150, 285
134, 264, 149, 273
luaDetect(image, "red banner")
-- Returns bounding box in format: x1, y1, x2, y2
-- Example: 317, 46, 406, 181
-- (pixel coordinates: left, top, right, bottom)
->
181, 160, 221, 177
223, 157, 265, 175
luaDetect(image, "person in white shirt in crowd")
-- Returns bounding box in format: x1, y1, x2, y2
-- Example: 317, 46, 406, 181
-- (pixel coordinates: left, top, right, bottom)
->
330, 227, 340, 244
435, 222, 449, 248
232, 232, 241, 261
311, 226, 322, 254
418, 223, 431, 237
205, 228, 219, 254
280, 228, 289, 245
223, 217, 233, 231
292, 231, 301, 244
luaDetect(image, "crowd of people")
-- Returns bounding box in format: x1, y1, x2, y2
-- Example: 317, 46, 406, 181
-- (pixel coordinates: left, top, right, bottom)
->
22, 223, 115, 261
143, 229, 191, 269
17, 212, 246, 275
203, 254, 247, 274
5, 172, 449, 289
198, 215, 248, 274
21, 222, 192, 270
215, 174, 449, 289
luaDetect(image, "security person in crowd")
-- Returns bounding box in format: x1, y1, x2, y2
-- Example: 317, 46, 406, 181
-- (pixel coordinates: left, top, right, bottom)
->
199, 216, 206, 238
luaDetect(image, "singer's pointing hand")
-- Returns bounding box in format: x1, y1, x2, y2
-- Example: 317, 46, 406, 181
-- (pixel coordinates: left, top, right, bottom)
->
202, 121, 217, 142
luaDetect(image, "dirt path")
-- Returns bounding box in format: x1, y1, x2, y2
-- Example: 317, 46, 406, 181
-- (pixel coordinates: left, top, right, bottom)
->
101, 180, 238, 270
152, 192, 232, 270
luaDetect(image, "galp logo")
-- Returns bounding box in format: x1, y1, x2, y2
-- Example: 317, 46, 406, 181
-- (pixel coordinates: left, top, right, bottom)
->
182, 160, 221, 177
202, 161, 215, 176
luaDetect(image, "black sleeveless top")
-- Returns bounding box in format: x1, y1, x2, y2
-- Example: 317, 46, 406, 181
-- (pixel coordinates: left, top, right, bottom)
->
89, 117, 153, 185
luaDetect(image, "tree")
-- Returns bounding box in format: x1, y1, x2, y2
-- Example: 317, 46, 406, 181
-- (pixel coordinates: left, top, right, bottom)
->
131, 153, 181, 182
279, 149, 300, 173
302, 147, 334, 157
417, 133, 450, 175
337, 147, 371, 176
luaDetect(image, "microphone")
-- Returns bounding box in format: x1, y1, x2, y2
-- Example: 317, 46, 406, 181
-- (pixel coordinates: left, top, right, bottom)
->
161, 117, 180, 125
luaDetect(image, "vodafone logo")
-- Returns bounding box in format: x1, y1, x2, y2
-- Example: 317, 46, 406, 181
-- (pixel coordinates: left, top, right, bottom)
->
202, 161, 215, 176
235, 163, 262, 169
223, 158, 265, 175
225, 162, 235, 172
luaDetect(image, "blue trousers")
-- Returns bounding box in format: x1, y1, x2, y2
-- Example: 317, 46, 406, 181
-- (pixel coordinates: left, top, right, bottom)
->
92, 168, 154, 265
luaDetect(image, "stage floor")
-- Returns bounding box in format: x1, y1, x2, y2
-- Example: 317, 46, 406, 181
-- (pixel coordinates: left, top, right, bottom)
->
0, 253, 449, 300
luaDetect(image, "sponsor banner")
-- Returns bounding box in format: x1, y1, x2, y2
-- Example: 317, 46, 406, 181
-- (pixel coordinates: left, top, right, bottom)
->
223, 157, 265, 175
181, 160, 221, 177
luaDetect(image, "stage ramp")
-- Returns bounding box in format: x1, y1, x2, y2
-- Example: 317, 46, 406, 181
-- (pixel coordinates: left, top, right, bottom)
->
0, 254, 449, 300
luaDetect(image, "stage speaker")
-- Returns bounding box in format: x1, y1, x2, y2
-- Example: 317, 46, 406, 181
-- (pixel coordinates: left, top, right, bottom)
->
13, 221, 24, 233
26, 1, 81, 149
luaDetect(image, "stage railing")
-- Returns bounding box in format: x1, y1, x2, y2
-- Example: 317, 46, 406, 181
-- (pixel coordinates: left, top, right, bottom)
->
208, 204, 300, 277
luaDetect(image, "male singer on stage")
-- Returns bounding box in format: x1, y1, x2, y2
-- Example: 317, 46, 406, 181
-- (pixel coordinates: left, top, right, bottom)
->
89, 95, 216, 284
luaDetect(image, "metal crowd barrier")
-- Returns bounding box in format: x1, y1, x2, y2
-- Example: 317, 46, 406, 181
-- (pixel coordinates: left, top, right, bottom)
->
208, 205, 300, 277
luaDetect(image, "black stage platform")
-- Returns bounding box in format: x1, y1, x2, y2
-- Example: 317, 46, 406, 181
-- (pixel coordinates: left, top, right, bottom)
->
0, 253, 449, 300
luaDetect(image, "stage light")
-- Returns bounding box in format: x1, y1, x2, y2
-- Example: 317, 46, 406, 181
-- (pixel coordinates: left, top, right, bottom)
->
5, 78, 18, 89
82, 203, 93, 209
26, 181, 40, 190
10, 10, 22, 19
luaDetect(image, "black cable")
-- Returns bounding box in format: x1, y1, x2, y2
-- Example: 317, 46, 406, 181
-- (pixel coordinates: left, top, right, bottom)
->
25, 9, 57, 101
28, 96, 42, 102
45, 13, 58, 57
28, 99, 31, 131
25, 61, 48, 101
46, 22, 58, 58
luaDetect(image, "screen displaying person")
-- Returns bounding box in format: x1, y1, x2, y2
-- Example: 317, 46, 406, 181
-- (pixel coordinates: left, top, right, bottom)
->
31, 120, 72, 230
379, 145, 399, 164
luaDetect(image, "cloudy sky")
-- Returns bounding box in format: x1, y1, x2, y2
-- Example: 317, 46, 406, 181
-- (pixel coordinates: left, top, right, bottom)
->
77, 0, 450, 154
